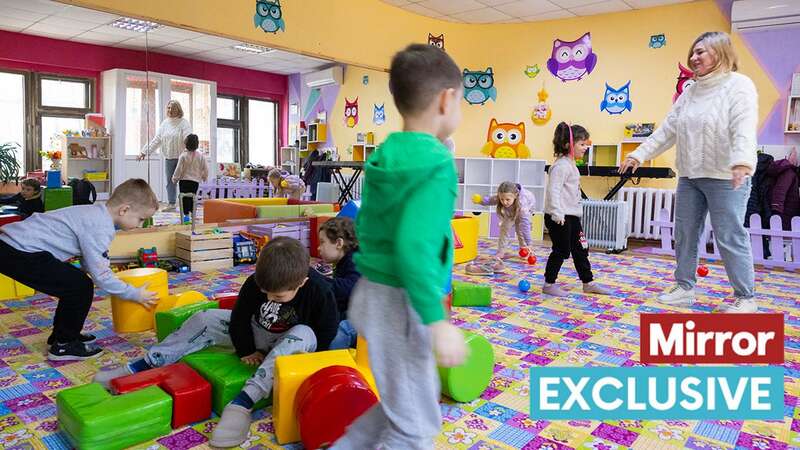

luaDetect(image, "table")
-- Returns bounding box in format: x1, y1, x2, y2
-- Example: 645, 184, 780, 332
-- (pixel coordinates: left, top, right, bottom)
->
545, 165, 676, 200
311, 161, 365, 206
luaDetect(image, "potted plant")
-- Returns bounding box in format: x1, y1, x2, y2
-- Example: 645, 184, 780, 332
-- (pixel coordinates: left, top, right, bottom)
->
0, 142, 22, 195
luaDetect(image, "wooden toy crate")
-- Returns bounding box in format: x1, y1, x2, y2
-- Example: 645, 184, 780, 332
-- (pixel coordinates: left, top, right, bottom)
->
175, 231, 234, 272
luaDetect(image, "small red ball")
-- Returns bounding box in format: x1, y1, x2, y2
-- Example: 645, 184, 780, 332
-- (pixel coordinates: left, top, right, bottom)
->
519, 248, 529, 258
697, 265, 709, 277
527, 255, 537, 265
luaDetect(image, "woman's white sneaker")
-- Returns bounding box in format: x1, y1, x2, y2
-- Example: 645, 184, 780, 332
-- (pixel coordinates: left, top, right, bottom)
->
657, 285, 695, 306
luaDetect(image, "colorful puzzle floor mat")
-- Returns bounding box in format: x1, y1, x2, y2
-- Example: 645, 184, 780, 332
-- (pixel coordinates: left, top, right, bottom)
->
1, 239, 799, 450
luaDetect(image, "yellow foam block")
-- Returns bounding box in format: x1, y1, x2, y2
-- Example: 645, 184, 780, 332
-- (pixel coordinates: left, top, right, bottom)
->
531, 213, 544, 241
0, 274, 34, 301
473, 213, 491, 237
110, 268, 169, 333
452, 216, 479, 264
154, 290, 206, 314
354, 336, 378, 396
274, 349, 364, 444
226, 197, 288, 206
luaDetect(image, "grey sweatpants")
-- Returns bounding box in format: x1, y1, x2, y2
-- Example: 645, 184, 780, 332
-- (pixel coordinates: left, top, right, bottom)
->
145, 309, 316, 403
332, 279, 441, 450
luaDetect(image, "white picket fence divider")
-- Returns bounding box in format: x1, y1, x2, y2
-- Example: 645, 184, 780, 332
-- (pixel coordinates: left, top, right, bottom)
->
652, 208, 800, 271
197, 178, 268, 202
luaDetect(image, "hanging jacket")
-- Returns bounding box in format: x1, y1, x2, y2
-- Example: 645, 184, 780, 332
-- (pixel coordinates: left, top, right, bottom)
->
745, 152, 774, 228
767, 159, 800, 230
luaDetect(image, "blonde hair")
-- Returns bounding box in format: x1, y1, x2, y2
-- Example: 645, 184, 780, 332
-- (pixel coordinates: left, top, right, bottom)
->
496, 181, 520, 221
688, 31, 738, 74
108, 178, 159, 211
167, 100, 184, 119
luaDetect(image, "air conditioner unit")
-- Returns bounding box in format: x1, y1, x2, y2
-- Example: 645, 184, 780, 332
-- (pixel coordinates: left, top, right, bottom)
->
731, 0, 800, 32
304, 66, 342, 88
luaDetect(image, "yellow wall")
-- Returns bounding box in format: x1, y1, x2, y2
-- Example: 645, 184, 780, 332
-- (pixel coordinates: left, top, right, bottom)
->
62, 0, 780, 196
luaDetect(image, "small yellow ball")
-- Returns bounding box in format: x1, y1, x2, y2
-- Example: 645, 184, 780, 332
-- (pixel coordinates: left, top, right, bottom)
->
471, 194, 482, 204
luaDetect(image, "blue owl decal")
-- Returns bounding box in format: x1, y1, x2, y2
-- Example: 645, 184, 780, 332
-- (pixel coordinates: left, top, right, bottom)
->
600, 81, 632, 115
254, 0, 285, 34
463, 68, 497, 105
373, 103, 385, 126
650, 34, 666, 48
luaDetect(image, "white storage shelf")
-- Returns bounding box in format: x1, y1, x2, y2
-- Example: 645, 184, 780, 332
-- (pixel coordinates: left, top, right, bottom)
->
454, 157, 547, 214
55, 135, 113, 200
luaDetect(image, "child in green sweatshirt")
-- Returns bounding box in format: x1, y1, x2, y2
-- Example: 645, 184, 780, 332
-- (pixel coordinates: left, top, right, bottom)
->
331, 44, 467, 450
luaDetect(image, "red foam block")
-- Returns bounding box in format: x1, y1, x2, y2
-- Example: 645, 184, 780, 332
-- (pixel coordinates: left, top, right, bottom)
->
295, 365, 378, 450
214, 292, 238, 310
112, 362, 212, 428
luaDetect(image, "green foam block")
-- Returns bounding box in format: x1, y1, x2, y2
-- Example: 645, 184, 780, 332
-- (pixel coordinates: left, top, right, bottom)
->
182, 347, 271, 414
255, 205, 301, 218
57, 383, 172, 450
439, 332, 495, 402
452, 281, 492, 307
43, 186, 73, 211
155, 301, 220, 342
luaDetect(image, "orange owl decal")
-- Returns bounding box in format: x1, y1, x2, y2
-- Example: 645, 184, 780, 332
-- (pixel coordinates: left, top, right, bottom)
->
481, 119, 531, 159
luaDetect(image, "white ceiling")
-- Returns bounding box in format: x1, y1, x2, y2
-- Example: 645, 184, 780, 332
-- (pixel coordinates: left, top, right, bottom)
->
380, 0, 695, 23
0, 0, 332, 75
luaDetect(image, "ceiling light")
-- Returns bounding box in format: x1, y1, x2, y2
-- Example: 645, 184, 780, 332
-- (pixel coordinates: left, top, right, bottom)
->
232, 43, 276, 54
767, 4, 788, 8
110, 17, 160, 33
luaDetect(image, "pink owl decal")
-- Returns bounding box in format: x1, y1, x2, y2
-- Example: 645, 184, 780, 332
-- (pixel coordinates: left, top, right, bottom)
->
673, 63, 695, 103
547, 32, 597, 82
345, 97, 359, 128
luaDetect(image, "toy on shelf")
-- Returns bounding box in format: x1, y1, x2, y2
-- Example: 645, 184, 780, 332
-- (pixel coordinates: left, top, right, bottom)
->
233, 234, 258, 265
137, 247, 158, 268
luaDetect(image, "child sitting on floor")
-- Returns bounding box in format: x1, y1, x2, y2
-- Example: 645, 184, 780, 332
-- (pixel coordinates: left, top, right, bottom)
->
317, 217, 361, 349
0, 178, 44, 218
93, 236, 339, 448
268, 168, 306, 199
0, 179, 159, 360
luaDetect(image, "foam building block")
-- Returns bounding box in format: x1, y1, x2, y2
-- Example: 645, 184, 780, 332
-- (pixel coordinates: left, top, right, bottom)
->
111, 363, 212, 428
155, 300, 219, 342
255, 205, 301, 219
0, 273, 34, 301
154, 290, 207, 314
337, 200, 361, 219
274, 349, 367, 444
56, 383, 172, 450
452, 281, 492, 307
295, 366, 378, 450
0, 214, 22, 227
46, 170, 61, 188
43, 186, 72, 211
213, 292, 238, 310
111, 268, 169, 333
452, 216, 479, 263
181, 347, 270, 414
439, 332, 494, 402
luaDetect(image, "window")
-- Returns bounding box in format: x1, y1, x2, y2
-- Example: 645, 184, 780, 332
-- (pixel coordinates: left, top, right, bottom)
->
124, 75, 160, 156
35, 74, 94, 170
216, 96, 242, 164
0, 72, 26, 174
247, 99, 277, 167
171, 79, 211, 155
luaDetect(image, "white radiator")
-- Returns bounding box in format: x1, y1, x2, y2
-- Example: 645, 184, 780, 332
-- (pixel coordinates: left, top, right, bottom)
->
617, 188, 676, 239
581, 200, 629, 251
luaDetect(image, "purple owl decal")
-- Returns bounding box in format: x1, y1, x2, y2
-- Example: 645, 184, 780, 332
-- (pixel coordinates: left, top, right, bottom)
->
547, 32, 597, 82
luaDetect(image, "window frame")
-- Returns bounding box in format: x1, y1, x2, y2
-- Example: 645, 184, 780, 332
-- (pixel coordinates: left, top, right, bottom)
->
216, 95, 244, 164
0, 69, 32, 175
33, 73, 95, 171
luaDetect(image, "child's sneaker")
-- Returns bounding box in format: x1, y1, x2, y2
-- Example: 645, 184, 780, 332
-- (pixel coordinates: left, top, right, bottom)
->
719, 298, 758, 313
465, 263, 493, 276
542, 283, 568, 297
583, 282, 612, 295
314, 262, 334, 277
210, 403, 252, 447
657, 285, 695, 306
92, 364, 133, 390
48, 341, 103, 361
46, 333, 96, 346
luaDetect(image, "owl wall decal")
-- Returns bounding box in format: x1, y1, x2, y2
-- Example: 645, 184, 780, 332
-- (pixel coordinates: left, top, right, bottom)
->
600, 81, 632, 115
674, 63, 695, 103
254, 0, 285, 33
524, 65, 540, 79
481, 119, 531, 159
547, 32, 597, 82
463, 68, 497, 105
345, 98, 359, 128
428, 33, 444, 50
373, 103, 385, 126
649, 34, 666, 48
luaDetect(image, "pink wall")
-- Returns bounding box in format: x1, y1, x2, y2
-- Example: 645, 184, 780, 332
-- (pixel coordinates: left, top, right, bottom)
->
0, 30, 289, 147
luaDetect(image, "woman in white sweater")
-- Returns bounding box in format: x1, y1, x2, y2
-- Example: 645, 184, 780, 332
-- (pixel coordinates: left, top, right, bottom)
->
138, 100, 193, 211
619, 32, 759, 313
